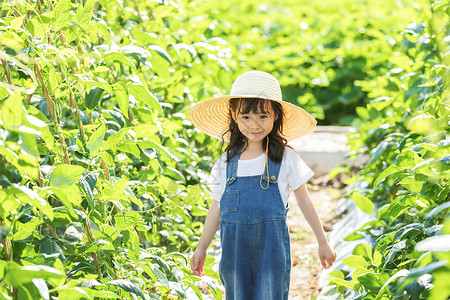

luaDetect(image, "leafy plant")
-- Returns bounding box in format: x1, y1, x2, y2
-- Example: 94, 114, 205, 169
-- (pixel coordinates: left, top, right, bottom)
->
200, 0, 430, 124
0, 0, 227, 298
325, 1, 449, 299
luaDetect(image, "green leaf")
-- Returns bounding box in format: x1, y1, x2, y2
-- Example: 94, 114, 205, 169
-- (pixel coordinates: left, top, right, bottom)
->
1, 91, 23, 127
352, 192, 374, 215
147, 45, 174, 65
128, 84, 162, 116
399, 177, 422, 193
85, 86, 104, 110
425, 201, 450, 219
4, 262, 65, 287
13, 217, 40, 240
152, 267, 169, 287
87, 123, 106, 155
117, 142, 140, 158
79, 176, 94, 211
103, 52, 137, 71
106, 279, 145, 299
375, 269, 409, 299
394, 223, 424, 242
14, 185, 53, 220
416, 235, 450, 252
121, 45, 152, 60
374, 164, 402, 188
0, 226, 10, 243
408, 114, 438, 135
137, 141, 171, 158
100, 127, 130, 151
52, 0, 71, 26
19, 133, 40, 159
342, 255, 369, 268
127, 231, 140, 264
74, 0, 95, 26
113, 82, 129, 119
384, 240, 407, 266
51, 185, 82, 218
40, 238, 65, 262
326, 276, 356, 289
133, 124, 159, 138
0, 31, 25, 52
114, 211, 143, 230
32, 278, 50, 300
173, 43, 197, 59
49, 165, 85, 186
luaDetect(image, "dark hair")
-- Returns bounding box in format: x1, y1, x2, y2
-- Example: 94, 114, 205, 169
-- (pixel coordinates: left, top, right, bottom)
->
221, 97, 288, 163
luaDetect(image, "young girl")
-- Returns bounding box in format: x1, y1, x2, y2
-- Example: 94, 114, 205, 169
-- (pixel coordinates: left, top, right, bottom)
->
189, 71, 337, 299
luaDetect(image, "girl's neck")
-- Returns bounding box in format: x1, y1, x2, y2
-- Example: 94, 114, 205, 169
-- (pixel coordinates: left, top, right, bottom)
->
240, 140, 264, 160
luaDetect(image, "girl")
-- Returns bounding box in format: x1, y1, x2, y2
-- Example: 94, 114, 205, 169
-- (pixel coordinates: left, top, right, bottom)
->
189, 71, 337, 299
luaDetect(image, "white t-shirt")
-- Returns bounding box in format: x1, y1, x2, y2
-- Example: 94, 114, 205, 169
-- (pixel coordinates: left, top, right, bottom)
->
207, 147, 314, 208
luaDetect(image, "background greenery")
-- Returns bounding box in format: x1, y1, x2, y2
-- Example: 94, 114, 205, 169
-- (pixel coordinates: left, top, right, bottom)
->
324, 1, 450, 299
0, 0, 448, 299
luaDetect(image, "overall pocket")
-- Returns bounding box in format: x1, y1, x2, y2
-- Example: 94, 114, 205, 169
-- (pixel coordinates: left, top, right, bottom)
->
226, 190, 239, 212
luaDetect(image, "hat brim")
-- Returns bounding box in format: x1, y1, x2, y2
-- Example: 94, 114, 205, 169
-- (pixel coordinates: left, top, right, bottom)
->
189, 95, 317, 142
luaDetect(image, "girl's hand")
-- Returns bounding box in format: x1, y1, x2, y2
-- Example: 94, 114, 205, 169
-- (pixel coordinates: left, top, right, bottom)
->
318, 242, 337, 269
190, 248, 207, 276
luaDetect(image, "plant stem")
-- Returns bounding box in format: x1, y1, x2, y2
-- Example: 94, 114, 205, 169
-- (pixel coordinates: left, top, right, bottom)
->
60, 65, 87, 144
34, 64, 71, 164
1, 60, 12, 84
83, 218, 102, 278
0, 220, 11, 261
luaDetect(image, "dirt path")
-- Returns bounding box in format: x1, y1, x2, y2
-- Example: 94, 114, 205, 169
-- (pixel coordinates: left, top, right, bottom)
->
287, 176, 343, 299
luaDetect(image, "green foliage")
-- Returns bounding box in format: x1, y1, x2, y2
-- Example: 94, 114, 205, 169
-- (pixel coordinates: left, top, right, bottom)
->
1, 0, 448, 298
200, 0, 429, 124
326, 1, 450, 299
0, 0, 225, 298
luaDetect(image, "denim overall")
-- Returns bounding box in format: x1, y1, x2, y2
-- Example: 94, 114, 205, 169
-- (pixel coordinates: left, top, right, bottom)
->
219, 152, 291, 300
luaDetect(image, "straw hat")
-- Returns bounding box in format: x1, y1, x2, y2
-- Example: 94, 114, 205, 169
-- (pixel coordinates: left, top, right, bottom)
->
189, 70, 317, 142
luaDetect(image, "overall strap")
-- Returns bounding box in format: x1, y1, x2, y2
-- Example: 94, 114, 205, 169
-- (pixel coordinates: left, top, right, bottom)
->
265, 156, 282, 184
225, 152, 239, 185
262, 145, 282, 184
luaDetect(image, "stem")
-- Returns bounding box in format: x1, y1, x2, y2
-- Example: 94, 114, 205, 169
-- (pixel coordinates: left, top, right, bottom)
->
1, 60, 13, 84
34, 64, 71, 164
0, 220, 11, 261
132, 0, 145, 24
101, 159, 110, 181
60, 65, 86, 144
59, 30, 67, 47
50, 226, 57, 239
83, 218, 102, 278
110, 254, 118, 279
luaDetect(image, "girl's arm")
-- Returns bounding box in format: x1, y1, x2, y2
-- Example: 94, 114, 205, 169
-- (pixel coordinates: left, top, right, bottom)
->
190, 200, 221, 276
294, 183, 337, 269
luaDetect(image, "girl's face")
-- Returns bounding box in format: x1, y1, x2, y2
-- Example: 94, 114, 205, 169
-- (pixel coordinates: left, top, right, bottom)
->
232, 102, 276, 147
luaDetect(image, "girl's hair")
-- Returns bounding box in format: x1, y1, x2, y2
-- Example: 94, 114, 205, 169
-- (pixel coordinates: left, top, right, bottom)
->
222, 97, 288, 163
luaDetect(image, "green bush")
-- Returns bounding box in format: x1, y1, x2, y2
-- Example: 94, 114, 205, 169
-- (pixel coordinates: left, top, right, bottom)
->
201, 0, 429, 124
326, 1, 449, 299
0, 0, 226, 298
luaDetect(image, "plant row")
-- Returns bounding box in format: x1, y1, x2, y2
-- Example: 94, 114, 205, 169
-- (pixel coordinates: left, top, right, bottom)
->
0, 0, 228, 298
325, 1, 449, 299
